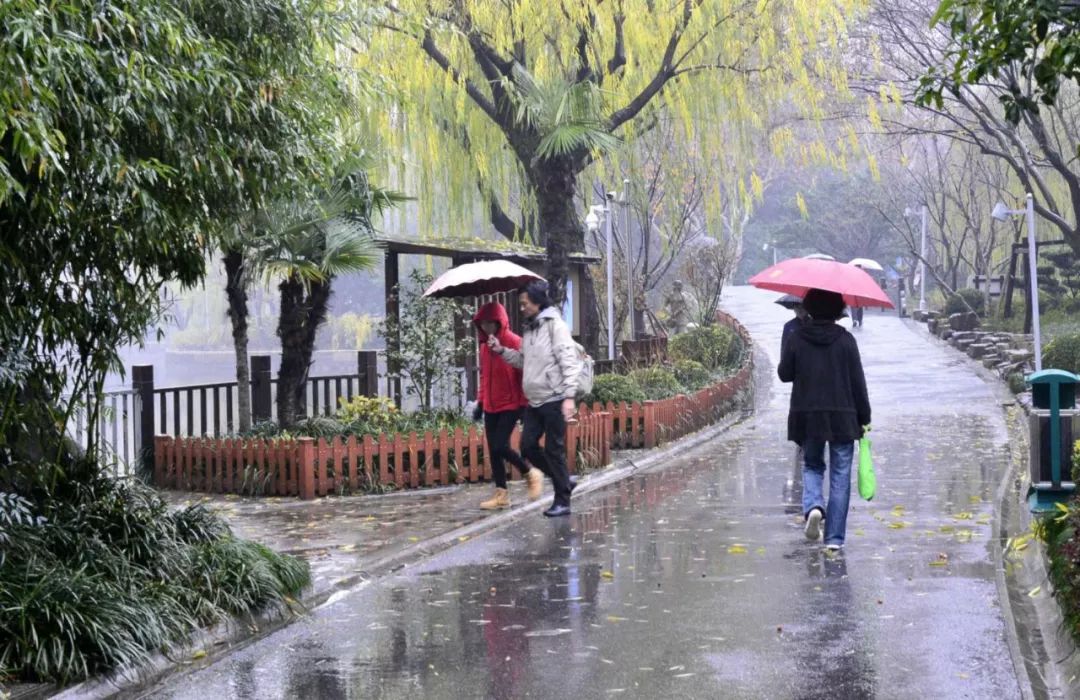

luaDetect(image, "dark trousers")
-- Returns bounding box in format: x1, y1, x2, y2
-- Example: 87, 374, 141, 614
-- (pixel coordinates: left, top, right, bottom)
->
521, 401, 573, 506
484, 409, 527, 488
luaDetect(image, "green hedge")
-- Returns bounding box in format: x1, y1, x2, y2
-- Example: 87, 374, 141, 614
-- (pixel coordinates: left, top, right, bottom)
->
944, 288, 986, 315
583, 373, 647, 405
669, 326, 741, 370
628, 367, 686, 400
673, 360, 712, 391
1044, 332, 1080, 374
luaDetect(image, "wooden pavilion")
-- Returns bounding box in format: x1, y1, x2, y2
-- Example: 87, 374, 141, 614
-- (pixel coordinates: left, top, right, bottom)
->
374, 234, 599, 405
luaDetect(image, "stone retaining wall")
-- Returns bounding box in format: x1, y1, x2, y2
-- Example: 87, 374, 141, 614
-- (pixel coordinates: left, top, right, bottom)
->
916, 310, 1035, 385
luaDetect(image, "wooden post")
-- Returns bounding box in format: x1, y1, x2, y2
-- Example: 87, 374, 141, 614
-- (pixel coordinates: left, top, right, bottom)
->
384, 252, 402, 407
298, 437, 316, 500
357, 350, 379, 397
600, 411, 612, 466
153, 435, 169, 487
132, 365, 155, 471
250, 355, 272, 424
643, 400, 657, 448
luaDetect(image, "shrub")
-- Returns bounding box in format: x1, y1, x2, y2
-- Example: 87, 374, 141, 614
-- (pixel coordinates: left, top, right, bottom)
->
583, 374, 646, 405
669, 325, 741, 370
1073, 439, 1080, 484
237, 397, 469, 441
1034, 501, 1080, 643
389, 408, 472, 436
628, 367, 686, 400
336, 395, 399, 432
1044, 332, 1080, 374
944, 287, 986, 315
0, 476, 308, 683
1006, 372, 1027, 396
673, 360, 712, 391
293, 415, 347, 438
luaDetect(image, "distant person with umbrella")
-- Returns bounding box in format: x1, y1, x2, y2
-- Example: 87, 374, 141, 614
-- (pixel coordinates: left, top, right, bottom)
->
777, 294, 808, 353
778, 288, 871, 550
472, 301, 543, 510
488, 280, 582, 518
848, 259, 884, 327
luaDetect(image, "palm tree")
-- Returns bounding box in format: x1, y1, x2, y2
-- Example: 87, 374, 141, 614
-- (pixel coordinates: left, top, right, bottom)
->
255, 170, 402, 429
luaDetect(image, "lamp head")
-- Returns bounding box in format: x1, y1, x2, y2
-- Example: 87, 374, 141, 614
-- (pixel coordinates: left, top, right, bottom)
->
991, 201, 1012, 222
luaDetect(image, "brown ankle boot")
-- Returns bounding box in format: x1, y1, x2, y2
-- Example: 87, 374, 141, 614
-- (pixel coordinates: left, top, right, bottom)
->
480, 487, 510, 510
525, 468, 544, 501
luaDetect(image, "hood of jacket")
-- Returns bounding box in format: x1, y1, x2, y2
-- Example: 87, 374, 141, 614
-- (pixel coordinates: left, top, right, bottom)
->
473, 302, 513, 343
799, 320, 846, 346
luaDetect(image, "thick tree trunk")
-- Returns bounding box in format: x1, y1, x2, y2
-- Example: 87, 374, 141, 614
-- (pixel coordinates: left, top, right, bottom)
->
276, 275, 333, 429
223, 249, 251, 432
530, 159, 601, 354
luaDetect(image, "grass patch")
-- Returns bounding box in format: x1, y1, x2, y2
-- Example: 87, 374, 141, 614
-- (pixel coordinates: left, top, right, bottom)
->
0, 474, 309, 684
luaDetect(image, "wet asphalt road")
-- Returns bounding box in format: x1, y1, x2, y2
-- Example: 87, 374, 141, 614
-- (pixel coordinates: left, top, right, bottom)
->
145, 287, 1022, 700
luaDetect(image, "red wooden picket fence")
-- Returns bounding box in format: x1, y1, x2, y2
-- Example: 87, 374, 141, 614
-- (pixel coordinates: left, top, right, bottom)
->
576, 361, 752, 450
154, 410, 612, 499
152, 310, 753, 499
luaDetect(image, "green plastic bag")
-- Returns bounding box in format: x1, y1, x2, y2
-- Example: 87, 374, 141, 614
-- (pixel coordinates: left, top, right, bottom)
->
857, 426, 876, 501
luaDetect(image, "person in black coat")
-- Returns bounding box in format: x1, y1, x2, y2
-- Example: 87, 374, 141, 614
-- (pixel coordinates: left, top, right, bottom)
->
778, 288, 871, 549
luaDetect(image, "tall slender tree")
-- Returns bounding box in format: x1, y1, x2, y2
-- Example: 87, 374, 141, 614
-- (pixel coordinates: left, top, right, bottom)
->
253, 170, 401, 429
360, 0, 865, 351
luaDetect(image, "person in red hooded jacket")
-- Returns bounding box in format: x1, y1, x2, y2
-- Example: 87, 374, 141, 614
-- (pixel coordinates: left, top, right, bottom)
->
473, 301, 543, 509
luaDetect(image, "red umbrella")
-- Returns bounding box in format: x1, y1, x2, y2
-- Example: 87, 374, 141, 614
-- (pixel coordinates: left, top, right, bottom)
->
422, 259, 543, 298
749, 258, 894, 308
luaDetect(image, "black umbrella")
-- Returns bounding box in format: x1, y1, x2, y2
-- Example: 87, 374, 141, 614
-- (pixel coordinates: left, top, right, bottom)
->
776, 293, 849, 317
774, 294, 803, 310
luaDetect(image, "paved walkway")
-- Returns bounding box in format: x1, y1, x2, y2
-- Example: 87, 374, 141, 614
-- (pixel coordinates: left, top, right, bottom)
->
139, 287, 1028, 699
163, 448, 657, 600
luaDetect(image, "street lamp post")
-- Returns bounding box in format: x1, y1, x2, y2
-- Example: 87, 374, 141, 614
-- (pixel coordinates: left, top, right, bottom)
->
622, 178, 634, 340
586, 198, 616, 361
762, 241, 777, 266
903, 204, 929, 313
992, 193, 1042, 371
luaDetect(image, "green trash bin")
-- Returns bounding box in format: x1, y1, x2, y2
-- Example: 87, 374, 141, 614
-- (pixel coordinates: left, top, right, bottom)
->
1027, 369, 1080, 512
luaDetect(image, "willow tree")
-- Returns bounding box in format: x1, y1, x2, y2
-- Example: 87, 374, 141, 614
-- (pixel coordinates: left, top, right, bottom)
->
362, 0, 863, 349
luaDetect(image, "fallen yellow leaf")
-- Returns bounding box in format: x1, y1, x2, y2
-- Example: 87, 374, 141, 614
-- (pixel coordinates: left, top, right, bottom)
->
192, 650, 207, 660
727, 544, 747, 554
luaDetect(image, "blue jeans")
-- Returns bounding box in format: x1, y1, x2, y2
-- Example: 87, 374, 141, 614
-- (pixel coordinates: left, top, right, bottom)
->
802, 440, 855, 546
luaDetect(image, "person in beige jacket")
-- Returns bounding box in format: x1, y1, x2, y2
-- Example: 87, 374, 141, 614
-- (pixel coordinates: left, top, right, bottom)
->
488, 280, 581, 517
